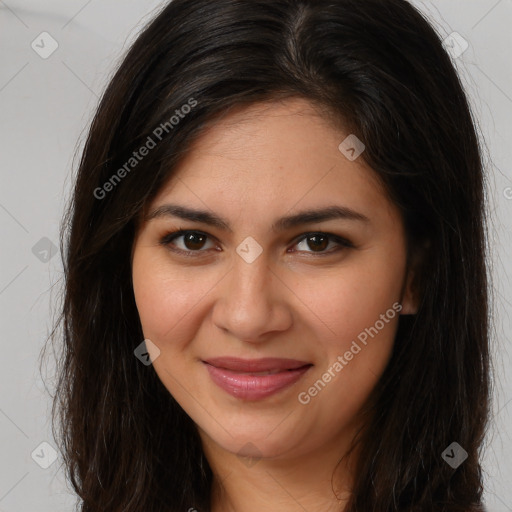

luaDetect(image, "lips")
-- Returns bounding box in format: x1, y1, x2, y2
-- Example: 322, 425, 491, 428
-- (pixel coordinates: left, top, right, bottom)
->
202, 357, 313, 400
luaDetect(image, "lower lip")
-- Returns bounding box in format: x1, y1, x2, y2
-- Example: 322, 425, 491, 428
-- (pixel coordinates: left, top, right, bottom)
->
203, 362, 312, 400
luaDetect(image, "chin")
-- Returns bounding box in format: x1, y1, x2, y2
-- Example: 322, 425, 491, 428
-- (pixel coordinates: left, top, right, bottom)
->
199, 418, 304, 461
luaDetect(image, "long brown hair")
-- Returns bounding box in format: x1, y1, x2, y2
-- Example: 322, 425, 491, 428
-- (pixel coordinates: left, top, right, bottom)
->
45, 0, 491, 510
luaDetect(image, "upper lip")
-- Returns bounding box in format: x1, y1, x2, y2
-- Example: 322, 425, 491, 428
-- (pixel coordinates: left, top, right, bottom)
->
203, 357, 311, 372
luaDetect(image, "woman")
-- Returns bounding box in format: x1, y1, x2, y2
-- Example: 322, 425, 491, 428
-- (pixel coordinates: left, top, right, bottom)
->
48, 0, 490, 510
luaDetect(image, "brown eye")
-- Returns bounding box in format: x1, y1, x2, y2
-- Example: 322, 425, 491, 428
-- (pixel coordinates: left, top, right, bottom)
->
293, 232, 352, 254
304, 234, 329, 252
182, 232, 207, 250
160, 230, 216, 254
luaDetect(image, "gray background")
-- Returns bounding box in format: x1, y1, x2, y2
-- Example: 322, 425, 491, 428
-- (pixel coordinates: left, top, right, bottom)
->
0, 0, 511, 510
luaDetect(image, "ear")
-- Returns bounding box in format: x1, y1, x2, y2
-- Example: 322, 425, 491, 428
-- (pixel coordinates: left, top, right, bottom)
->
399, 239, 430, 315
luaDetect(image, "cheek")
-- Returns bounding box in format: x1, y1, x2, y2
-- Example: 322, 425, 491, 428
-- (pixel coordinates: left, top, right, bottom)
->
295, 266, 403, 430
296, 255, 405, 345
132, 250, 215, 345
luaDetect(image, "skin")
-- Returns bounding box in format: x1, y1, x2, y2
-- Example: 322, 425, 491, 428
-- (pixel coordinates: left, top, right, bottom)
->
131, 97, 418, 512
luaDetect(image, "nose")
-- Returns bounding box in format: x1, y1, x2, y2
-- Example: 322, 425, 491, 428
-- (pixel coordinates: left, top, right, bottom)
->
211, 250, 293, 343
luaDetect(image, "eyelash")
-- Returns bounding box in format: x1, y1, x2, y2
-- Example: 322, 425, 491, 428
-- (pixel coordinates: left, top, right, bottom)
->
159, 229, 354, 257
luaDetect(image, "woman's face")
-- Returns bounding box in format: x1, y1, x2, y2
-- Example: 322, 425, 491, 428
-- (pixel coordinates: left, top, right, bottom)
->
131, 97, 416, 463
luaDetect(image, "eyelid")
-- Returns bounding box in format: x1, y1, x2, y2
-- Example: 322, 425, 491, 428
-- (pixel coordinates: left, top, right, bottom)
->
160, 229, 354, 256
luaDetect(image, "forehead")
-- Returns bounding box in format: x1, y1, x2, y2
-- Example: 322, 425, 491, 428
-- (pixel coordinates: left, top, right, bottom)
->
149, 97, 397, 227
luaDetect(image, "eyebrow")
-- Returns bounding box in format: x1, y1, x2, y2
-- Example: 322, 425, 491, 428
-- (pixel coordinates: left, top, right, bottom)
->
146, 204, 370, 232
